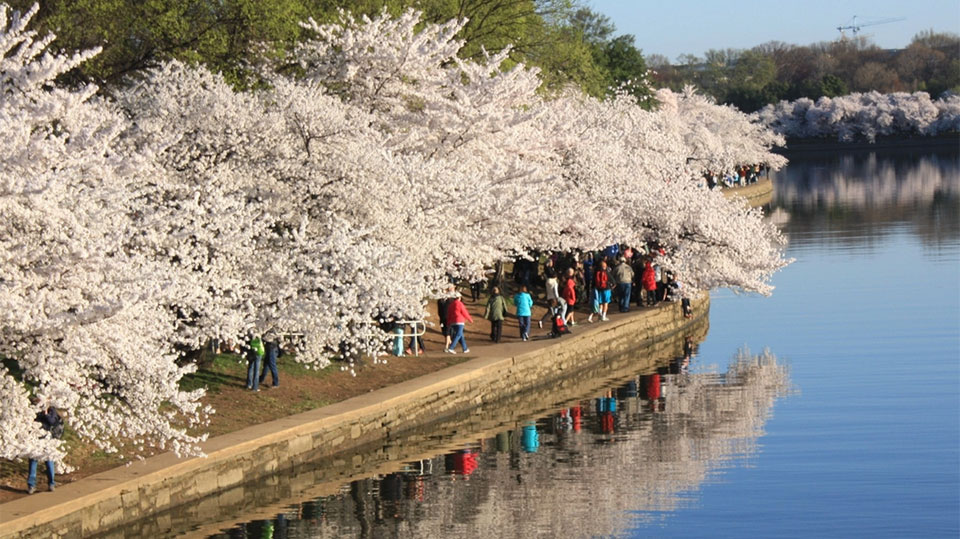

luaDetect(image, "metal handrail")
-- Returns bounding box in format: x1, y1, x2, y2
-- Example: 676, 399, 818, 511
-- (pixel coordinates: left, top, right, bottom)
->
390, 320, 427, 356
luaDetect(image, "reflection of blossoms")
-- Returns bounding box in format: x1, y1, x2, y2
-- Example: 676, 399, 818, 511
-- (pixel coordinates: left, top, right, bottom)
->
775, 152, 959, 209
300, 349, 792, 539
756, 91, 960, 142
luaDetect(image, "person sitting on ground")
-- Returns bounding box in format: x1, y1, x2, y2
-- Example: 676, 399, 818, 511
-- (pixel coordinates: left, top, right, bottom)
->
513, 285, 534, 341
445, 293, 473, 354
484, 286, 508, 343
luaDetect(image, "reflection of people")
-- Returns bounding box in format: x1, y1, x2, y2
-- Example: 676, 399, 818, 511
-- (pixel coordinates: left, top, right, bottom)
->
521, 423, 540, 453
27, 402, 62, 494
596, 391, 617, 434
451, 449, 478, 476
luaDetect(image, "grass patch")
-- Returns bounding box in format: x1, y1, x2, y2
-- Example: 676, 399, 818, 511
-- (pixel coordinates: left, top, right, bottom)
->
180, 354, 246, 394
180, 352, 340, 394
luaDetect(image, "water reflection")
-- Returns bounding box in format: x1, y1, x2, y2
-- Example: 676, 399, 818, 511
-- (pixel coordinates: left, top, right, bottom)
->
212, 348, 791, 539
773, 148, 960, 248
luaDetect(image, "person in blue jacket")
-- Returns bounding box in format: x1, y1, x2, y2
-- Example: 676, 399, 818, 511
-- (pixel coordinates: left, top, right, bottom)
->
513, 285, 534, 341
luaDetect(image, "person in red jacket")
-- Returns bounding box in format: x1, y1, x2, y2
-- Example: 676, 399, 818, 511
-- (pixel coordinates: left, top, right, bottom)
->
445, 294, 473, 354
561, 268, 577, 326
641, 260, 657, 306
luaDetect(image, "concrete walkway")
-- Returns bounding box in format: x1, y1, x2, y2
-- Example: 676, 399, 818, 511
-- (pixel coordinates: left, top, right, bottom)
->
722, 175, 774, 208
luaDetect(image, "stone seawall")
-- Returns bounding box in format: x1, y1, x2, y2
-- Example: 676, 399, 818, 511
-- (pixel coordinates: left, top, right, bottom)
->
0, 297, 708, 538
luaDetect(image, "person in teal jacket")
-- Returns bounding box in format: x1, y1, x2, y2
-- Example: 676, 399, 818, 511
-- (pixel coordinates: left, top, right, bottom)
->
513, 285, 534, 341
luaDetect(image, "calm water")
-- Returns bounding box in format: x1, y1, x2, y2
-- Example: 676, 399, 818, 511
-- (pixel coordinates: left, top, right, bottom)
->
207, 147, 959, 538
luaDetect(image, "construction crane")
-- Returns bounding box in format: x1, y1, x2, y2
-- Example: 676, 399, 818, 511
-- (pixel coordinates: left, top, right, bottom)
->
836, 15, 906, 38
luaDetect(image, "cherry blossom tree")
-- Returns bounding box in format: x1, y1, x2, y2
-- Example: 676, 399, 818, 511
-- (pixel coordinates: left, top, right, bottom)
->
0, 4, 209, 465
2, 5, 794, 467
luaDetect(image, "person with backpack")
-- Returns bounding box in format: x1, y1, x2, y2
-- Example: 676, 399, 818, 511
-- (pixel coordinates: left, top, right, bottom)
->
27, 402, 63, 494
246, 335, 265, 392
593, 259, 612, 321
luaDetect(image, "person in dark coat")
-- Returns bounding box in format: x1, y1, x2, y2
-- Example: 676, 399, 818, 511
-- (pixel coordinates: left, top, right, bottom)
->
27, 403, 63, 494
483, 286, 508, 343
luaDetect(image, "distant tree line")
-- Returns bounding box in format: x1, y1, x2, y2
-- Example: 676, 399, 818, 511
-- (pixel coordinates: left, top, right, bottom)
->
5, 0, 652, 104
650, 32, 960, 112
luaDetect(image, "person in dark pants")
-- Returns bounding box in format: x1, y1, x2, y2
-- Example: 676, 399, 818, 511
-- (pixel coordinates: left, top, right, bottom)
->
613, 257, 634, 313
484, 286, 507, 343
27, 403, 62, 494
259, 339, 280, 388
470, 279, 484, 302
246, 335, 264, 391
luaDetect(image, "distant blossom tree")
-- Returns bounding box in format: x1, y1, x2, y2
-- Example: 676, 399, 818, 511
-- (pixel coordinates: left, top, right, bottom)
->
756, 91, 960, 142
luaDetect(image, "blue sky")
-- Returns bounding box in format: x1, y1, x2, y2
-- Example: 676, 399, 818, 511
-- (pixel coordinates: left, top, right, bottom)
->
588, 0, 960, 61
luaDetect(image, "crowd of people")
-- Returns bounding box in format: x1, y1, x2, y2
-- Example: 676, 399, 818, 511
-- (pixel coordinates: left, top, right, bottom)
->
703, 163, 769, 189
431, 243, 695, 354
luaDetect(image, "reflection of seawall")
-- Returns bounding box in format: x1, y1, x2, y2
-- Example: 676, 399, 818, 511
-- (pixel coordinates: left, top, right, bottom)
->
1, 298, 709, 538
217, 349, 792, 539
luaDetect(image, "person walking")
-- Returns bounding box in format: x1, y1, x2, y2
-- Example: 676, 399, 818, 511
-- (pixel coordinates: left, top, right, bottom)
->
484, 286, 508, 343
445, 294, 473, 354
613, 257, 634, 313
259, 338, 280, 389
26, 402, 63, 494
593, 259, 612, 321
513, 285, 534, 341
561, 267, 577, 326
437, 295, 452, 350
539, 269, 561, 329
246, 335, 265, 391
